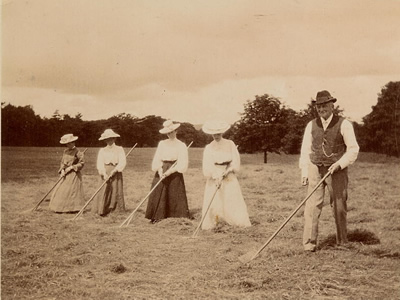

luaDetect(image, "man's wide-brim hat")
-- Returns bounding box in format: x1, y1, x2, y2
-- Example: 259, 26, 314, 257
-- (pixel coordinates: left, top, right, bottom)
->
99, 129, 121, 141
312, 90, 337, 105
202, 120, 230, 135
60, 134, 78, 144
159, 120, 181, 134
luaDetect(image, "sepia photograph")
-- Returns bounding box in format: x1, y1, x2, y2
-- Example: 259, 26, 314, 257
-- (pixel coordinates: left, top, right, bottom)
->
2, 0, 400, 299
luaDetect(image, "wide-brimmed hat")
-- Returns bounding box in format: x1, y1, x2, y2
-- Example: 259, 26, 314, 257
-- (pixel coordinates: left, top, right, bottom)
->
312, 90, 337, 105
202, 120, 230, 135
99, 129, 121, 141
60, 134, 78, 144
159, 120, 181, 134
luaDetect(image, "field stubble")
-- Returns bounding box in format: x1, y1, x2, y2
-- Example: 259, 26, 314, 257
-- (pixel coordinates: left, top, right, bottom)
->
1, 147, 400, 299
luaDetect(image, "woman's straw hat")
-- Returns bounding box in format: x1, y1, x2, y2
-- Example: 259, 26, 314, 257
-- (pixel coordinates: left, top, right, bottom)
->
202, 120, 230, 135
159, 120, 181, 134
60, 134, 78, 144
99, 129, 121, 141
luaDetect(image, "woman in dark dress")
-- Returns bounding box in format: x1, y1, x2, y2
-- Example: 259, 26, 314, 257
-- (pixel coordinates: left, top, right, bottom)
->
145, 120, 190, 223
92, 129, 126, 216
49, 134, 85, 213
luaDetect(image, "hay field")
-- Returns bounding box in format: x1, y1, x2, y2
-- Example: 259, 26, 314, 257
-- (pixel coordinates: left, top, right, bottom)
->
1, 147, 400, 299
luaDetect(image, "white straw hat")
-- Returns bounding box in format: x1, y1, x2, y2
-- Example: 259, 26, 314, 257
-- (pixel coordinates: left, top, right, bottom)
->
60, 134, 78, 144
99, 129, 121, 141
202, 120, 230, 135
159, 120, 181, 134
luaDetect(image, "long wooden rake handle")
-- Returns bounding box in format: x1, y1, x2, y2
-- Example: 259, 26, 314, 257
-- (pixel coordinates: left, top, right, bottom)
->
125, 143, 138, 158
120, 141, 193, 227
72, 143, 137, 220
32, 148, 88, 211
191, 181, 221, 238
32, 176, 64, 211
119, 173, 169, 227
192, 163, 230, 238
242, 170, 332, 263
72, 178, 109, 220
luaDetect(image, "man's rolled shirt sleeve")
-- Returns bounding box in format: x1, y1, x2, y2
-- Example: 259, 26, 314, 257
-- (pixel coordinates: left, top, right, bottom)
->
336, 119, 359, 169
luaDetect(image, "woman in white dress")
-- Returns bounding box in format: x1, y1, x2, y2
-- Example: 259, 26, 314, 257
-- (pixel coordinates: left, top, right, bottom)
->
93, 129, 126, 216
201, 121, 251, 230
145, 120, 190, 223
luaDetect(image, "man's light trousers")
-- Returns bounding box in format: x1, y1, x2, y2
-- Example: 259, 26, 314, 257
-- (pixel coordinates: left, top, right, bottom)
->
303, 164, 348, 249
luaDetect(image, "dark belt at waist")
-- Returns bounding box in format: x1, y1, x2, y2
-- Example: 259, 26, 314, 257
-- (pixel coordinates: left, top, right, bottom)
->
162, 160, 177, 164
105, 163, 117, 166
215, 161, 231, 166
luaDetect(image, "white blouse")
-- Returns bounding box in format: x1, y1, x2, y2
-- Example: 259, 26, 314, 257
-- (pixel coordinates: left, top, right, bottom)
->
151, 138, 188, 173
202, 138, 240, 178
96, 143, 126, 174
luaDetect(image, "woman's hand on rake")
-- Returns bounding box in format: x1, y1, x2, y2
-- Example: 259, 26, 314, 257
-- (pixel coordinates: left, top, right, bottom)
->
214, 177, 223, 187
65, 166, 74, 174
100, 172, 109, 181
163, 169, 174, 178
221, 167, 233, 178
109, 168, 118, 177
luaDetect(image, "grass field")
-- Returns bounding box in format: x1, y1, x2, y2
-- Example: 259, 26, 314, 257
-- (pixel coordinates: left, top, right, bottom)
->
1, 147, 400, 299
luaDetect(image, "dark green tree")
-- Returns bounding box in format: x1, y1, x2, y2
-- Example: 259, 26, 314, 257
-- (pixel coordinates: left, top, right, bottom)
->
103, 113, 140, 147
280, 108, 308, 155
135, 115, 165, 147
232, 94, 291, 163
1, 103, 42, 146
361, 81, 400, 157
177, 122, 203, 146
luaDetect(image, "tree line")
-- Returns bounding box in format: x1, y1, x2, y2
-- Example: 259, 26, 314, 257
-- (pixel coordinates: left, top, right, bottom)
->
0, 108, 210, 148
2, 81, 399, 159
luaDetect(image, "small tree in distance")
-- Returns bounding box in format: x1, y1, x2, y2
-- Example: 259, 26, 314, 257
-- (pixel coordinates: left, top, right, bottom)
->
232, 94, 291, 163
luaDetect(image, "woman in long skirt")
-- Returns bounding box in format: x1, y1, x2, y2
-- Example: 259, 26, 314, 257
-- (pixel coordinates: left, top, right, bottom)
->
201, 120, 251, 230
49, 134, 85, 213
92, 129, 126, 216
145, 120, 190, 223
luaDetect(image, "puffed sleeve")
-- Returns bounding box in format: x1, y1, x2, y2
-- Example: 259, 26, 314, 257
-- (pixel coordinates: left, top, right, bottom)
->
72, 149, 85, 172
96, 148, 106, 175
175, 141, 188, 173
230, 140, 241, 173
202, 144, 214, 178
151, 141, 163, 172
115, 146, 126, 172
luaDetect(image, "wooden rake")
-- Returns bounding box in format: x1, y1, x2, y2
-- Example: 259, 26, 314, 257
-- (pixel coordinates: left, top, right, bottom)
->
238, 170, 332, 264
191, 180, 222, 238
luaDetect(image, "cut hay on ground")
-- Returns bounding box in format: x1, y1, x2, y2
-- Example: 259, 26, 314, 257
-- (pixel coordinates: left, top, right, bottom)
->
2, 148, 400, 299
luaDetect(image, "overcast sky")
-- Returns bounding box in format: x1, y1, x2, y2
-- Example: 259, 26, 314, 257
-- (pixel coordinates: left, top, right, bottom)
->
2, 0, 400, 124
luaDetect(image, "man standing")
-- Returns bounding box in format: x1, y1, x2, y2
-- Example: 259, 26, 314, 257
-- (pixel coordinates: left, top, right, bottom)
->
299, 90, 359, 252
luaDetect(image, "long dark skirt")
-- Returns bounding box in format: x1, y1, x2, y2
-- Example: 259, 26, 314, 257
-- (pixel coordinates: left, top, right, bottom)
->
145, 162, 190, 221
92, 165, 125, 216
